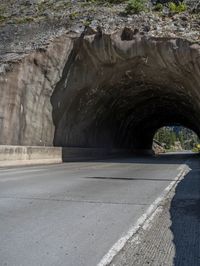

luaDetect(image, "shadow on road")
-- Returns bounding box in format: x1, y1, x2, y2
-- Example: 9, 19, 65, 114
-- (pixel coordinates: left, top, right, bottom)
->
170, 156, 200, 266
62, 149, 199, 165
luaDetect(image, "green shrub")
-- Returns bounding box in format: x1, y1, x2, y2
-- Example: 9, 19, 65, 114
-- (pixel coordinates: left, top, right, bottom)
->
105, 0, 125, 3
168, 2, 187, 13
0, 5, 6, 14
154, 3, 163, 12
125, 0, 147, 14
192, 147, 199, 153
168, 2, 176, 12
177, 2, 187, 12
15, 16, 34, 24
69, 12, 78, 20
85, 0, 125, 3
0, 15, 6, 23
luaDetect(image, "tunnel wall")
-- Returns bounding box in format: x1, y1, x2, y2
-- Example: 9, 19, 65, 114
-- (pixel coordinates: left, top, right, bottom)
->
0, 29, 200, 150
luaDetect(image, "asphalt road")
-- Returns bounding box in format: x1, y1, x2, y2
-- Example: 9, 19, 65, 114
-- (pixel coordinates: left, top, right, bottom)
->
0, 153, 193, 266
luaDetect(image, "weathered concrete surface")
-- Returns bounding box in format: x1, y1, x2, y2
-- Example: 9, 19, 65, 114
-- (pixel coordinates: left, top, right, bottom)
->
110, 154, 200, 266
0, 145, 131, 166
0, 30, 200, 151
0, 153, 190, 266
0, 145, 62, 166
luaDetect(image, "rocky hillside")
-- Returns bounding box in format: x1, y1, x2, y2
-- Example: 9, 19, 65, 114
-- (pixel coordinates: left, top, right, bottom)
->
0, 0, 199, 55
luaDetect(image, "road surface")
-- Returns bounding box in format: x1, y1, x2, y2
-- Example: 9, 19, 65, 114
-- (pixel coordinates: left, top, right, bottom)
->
110, 153, 200, 266
0, 153, 193, 266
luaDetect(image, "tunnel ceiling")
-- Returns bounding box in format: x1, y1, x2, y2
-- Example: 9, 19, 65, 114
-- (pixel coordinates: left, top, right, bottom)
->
50, 28, 200, 150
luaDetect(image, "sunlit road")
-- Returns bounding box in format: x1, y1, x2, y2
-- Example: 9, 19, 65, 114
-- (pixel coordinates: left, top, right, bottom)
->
0, 153, 193, 266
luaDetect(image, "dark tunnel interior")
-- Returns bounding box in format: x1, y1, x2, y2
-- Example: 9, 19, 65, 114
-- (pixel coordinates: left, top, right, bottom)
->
94, 87, 200, 150
53, 80, 200, 152
51, 33, 200, 153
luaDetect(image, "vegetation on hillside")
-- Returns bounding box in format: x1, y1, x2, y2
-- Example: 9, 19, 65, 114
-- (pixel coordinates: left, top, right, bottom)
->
154, 126, 200, 151
0, 0, 199, 26
125, 0, 147, 14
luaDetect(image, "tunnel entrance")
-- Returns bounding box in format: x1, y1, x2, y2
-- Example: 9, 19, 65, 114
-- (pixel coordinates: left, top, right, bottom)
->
52, 78, 200, 153
153, 126, 200, 153
52, 79, 200, 154
51, 30, 200, 154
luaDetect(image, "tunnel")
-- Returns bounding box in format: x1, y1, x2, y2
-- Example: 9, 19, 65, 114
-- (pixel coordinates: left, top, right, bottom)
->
1, 27, 199, 150
50, 28, 200, 153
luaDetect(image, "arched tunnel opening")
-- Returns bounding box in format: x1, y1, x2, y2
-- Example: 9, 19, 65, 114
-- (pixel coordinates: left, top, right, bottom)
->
153, 125, 200, 153
50, 31, 200, 155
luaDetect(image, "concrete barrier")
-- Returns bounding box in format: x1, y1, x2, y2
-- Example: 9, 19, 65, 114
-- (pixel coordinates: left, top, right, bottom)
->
0, 146, 154, 167
0, 146, 62, 167
0, 146, 118, 167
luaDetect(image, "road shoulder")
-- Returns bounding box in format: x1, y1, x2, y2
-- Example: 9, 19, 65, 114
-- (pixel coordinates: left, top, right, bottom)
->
110, 158, 200, 266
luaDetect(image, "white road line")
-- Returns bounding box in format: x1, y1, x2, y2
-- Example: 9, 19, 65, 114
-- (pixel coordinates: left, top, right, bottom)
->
0, 168, 47, 176
97, 163, 190, 266
0, 161, 115, 173
0, 166, 48, 172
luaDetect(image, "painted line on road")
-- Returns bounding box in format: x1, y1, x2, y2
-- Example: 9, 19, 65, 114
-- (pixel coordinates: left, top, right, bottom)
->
0, 161, 122, 173
97, 163, 190, 266
0, 168, 47, 175
0, 166, 49, 172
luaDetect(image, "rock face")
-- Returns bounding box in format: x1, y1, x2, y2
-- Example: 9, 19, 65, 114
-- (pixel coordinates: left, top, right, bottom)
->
153, 140, 165, 154
0, 35, 73, 145
0, 28, 200, 150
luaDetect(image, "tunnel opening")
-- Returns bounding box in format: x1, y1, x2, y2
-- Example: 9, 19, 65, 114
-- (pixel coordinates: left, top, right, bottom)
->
153, 126, 200, 153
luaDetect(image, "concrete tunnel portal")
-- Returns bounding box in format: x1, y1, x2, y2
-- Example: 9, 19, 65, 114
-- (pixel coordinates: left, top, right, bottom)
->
50, 29, 200, 153
1, 28, 200, 152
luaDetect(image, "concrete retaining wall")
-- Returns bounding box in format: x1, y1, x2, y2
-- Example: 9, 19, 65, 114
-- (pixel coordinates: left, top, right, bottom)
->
0, 146, 62, 166
0, 146, 150, 167
0, 146, 126, 167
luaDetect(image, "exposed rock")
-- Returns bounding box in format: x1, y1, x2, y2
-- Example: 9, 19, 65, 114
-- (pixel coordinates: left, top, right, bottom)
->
0, 35, 73, 145
153, 140, 165, 154
171, 141, 183, 151
0, 29, 200, 151
0, 1, 199, 54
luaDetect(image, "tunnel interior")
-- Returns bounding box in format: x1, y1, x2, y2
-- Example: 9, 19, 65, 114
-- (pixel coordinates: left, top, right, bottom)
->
51, 30, 200, 152
72, 84, 199, 151
52, 79, 200, 152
